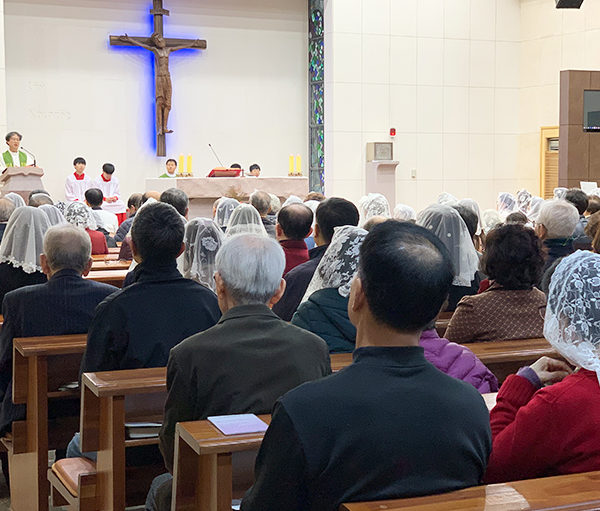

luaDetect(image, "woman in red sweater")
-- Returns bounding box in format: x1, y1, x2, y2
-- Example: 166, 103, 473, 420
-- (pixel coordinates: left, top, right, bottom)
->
64, 202, 108, 255
486, 250, 600, 483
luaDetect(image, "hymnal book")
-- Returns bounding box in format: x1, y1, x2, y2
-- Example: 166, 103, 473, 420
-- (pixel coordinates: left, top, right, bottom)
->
125, 422, 162, 439
207, 168, 242, 177
207, 414, 268, 436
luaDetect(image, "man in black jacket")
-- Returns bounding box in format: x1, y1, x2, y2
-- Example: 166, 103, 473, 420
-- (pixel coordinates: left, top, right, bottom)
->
273, 197, 359, 321
242, 221, 492, 511
0, 224, 117, 435
145, 233, 331, 511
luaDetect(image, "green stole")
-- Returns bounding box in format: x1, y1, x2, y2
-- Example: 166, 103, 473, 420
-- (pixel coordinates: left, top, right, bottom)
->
2, 151, 27, 167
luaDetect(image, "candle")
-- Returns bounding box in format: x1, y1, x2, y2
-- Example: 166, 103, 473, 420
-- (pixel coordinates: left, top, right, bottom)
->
178, 154, 184, 176
296, 154, 302, 176
289, 154, 294, 176
187, 154, 192, 176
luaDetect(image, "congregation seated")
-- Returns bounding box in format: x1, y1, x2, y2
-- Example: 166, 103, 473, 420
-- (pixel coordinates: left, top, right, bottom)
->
565, 188, 591, 250
417, 204, 480, 311
446, 224, 546, 343
505, 211, 528, 225
3, 192, 25, 208
67, 201, 221, 459
358, 192, 391, 226
453, 203, 482, 256
392, 203, 416, 222
182, 217, 223, 292
276, 203, 313, 274
250, 190, 276, 238
64, 202, 108, 255
241, 221, 491, 511
497, 192, 517, 220
0, 224, 116, 435
85, 187, 119, 236
0, 198, 15, 243
292, 226, 367, 353
28, 192, 54, 207
39, 203, 66, 226
146, 233, 331, 510
535, 199, 579, 272
160, 187, 189, 220
0, 206, 49, 304
214, 197, 240, 233
586, 194, 600, 215
486, 250, 600, 483
226, 203, 267, 237
114, 192, 142, 242
273, 197, 359, 321
362, 215, 387, 231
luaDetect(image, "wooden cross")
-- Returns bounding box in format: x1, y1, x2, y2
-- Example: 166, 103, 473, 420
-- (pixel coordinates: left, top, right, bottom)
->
109, 0, 206, 157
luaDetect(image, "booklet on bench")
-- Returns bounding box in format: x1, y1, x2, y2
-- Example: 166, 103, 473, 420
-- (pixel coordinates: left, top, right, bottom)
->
208, 414, 268, 436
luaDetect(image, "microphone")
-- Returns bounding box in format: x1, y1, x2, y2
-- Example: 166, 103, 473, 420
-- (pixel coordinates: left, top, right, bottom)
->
20, 147, 37, 166
208, 143, 225, 168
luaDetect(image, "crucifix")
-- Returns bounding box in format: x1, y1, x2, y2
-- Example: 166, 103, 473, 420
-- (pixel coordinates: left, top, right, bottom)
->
109, 0, 206, 157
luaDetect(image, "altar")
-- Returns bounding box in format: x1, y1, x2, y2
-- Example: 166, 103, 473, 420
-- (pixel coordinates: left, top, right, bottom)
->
145, 176, 310, 217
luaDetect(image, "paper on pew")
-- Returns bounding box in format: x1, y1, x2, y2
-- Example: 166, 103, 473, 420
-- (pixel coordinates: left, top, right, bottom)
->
208, 414, 269, 436
581, 181, 598, 194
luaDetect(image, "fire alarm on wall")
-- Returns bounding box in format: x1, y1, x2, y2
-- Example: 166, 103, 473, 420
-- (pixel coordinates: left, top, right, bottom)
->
390, 128, 396, 137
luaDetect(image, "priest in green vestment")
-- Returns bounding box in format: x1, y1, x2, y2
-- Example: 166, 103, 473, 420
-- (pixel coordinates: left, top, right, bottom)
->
3, 132, 29, 168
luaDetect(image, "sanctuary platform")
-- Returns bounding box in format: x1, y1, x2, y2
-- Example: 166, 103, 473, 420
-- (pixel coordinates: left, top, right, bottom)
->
146, 176, 309, 217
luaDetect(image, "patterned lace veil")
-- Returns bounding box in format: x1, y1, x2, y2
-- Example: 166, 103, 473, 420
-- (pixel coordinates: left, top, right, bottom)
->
183, 218, 224, 292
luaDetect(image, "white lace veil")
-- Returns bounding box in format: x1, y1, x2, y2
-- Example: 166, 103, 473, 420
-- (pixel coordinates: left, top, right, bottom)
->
226, 204, 267, 237
417, 204, 480, 287
65, 202, 97, 230
544, 250, 600, 383
358, 193, 391, 225
517, 189, 533, 214
183, 218, 224, 292
497, 192, 517, 220
393, 203, 417, 222
0, 206, 50, 273
481, 209, 502, 233
554, 187, 568, 200
527, 196, 544, 223
215, 198, 240, 229
458, 198, 483, 235
302, 225, 368, 303
437, 192, 458, 206
282, 195, 303, 208
39, 204, 67, 226
4, 193, 26, 208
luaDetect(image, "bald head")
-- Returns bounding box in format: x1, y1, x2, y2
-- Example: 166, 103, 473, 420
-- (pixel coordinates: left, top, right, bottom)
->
42, 224, 92, 275
142, 190, 162, 203
276, 203, 314, 241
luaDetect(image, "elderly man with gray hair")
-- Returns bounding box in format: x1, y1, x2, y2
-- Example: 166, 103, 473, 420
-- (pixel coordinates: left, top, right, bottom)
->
146, 233, 331, 511
535, 199, 580, 272
0, 198, 15, 243
0, 224, 117, 437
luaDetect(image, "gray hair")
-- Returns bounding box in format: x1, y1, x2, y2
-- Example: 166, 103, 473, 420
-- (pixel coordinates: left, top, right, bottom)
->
0, 198, 15, 222
269, 194, 281, 215
250, 191, 271, 216
537, 199, 580, 239
43, 224, 91, 273
29, 193, 54, 207
216, 234, 285, 305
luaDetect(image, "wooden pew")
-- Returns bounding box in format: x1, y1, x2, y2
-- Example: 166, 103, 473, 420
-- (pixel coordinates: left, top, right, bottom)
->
90, 260, 132, 271
91, 254, 119, 261
49, 367, 167, 510
6, 334, 87, 511
108, 247, 121, 255
171, 396, 498, 511
172, 415, 271, 511
339, 470, 600, 510
84, 269, 128, 288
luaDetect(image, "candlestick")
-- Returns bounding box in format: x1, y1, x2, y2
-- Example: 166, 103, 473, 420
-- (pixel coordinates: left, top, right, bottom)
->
178, 154, 184, 177
296, 154, 302, 176
186, 154, 192, 176
289, 154, 294, 176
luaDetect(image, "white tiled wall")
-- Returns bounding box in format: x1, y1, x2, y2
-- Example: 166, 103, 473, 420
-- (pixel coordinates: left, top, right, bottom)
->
0, 0, 7, 137
325, 0, 523, 211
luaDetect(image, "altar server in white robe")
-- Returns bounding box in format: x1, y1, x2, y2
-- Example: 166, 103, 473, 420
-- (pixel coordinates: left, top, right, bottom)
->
64, 157, 92, 203
91, 163, 126, 224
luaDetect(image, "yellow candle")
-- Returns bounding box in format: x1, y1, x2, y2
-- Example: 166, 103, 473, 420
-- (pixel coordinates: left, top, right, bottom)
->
289, 154, 294, 176
187, 154, 192, 176
178, 154, 184, 176
296, 154, 302, 176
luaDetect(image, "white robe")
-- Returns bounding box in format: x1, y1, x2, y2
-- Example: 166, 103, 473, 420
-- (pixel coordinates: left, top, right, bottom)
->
91, 175, 126, 214
64, 173, 91, 203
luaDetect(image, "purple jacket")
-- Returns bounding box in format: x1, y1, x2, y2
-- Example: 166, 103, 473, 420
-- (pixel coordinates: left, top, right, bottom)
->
420, 329, 498, 394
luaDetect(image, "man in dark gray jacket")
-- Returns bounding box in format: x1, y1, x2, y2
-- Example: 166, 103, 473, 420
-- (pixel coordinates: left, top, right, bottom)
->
146, 233, 331, 510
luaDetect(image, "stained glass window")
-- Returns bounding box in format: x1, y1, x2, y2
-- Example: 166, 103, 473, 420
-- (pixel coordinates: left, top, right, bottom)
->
309, 0, 324, 193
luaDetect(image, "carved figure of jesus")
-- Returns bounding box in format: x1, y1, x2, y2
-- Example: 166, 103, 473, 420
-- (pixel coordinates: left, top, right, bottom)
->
120, 33, 203, 135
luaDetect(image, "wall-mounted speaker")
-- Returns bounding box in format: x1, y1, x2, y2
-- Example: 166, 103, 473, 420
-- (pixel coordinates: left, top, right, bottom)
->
555, 0, 584, 8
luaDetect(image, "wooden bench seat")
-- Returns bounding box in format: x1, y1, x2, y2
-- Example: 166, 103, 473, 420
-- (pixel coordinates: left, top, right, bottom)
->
8, 334, 87, 511
49, 367, 168, 510
340, 470, 600, 510
84, 269, 129, 288
90, 259, 132, 271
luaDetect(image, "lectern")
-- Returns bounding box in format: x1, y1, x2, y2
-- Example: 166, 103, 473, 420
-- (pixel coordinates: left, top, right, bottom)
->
365, 143, 399, 208
0, 166, 45, 202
